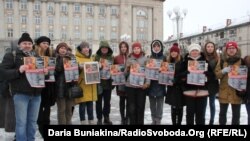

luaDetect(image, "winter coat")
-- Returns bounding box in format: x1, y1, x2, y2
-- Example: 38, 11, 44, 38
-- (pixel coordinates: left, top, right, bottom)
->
245, 68, 250, 103
148, 40, 166, 97
181, 53, 213, 97
214, 50, 243, 104
74, 49, 97, 103
206, 58, 219, 95
165, 56, 185, 107
94, 45, 114, 90
114, 43, 129, 96
0, 48, 42, 95
54, 56, 73, 98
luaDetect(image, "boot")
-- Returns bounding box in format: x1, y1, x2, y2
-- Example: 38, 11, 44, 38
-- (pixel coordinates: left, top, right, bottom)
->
103, 116, 113, 125
88, 120, 95, 125
97, 119, 102, 125
177, 108, 183, 125
171, 107, 177, 125
155, 118, 161, 125
81, 120, 88, 125
151, 117, 156, 125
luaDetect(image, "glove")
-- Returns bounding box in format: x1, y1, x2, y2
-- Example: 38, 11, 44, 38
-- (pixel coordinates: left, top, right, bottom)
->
221, 67, 231, 74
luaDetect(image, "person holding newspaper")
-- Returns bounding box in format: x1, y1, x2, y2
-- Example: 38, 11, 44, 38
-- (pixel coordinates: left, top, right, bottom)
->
0, 33, 42, 141
215, 41, 244, 125
54, 42, 75, 125
181, 43, 213, 125
35, 36, 56, 138
244, 56, 250, 125
147, 40, 166, 125
203, 41, 219, 125
125, 42, 150, 125
114, 41, 130, 125
75, 41, 97, 125
165, 43, 185, 125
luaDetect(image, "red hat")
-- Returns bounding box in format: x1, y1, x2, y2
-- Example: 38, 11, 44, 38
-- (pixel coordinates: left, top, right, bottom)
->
132, 42, 142, 49
226, 41, 238, 50
170, 43, 180, 53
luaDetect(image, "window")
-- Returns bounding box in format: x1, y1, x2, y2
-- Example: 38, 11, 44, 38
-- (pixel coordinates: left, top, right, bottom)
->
20, 0, 27, 10
87, 31, 93, 40
220, 31, 224, 39
61, 17, 68, 25
138, 20, 146, 28
35, 16, 41, 24
86, 19, 93, 26
48, 16, 53, 25
99, 5, 105, 15
99, 19, 106, 26
74, 3, 81, 12
34, 1, 41, 11
74, 18, 80, 25
5, 0, 13, 9
61, 3, 68, 12
61, 30, 67, 39
111, 7, 118, 15
7, 29, 13, 37
21, 16, 27, 24
75, 30, 80, 39
137, 33, 145, 40
111, 32, 117, 40
99, 32, 105, 40
47, 2, 54, 12
7, 16, 13, 24
48, 30, 54, 39
35, 29, 40, 38
86, 5, 93, 14
111, 19, 118, 27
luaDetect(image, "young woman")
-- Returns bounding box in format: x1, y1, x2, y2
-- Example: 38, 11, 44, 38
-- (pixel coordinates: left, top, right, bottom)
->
215, 41, 243, 125
125, 42, 149, 125
75, 41, 97, 125
114, 41, 129, 125
203, 42, 219, 125
148, 40, 166, 125
165, 43, 185, 125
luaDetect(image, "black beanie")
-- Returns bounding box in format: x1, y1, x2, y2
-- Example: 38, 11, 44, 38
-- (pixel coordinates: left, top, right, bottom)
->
36, 36, 51, 45
18, 33, 33, 45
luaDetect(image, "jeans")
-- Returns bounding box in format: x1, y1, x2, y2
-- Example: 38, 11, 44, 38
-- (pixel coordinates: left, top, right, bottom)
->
149, 96, 164, 120
96, 89, 112, 120
209, 93, 216, 124
246, 103, 250, 125
219, 103, 241, 125
14, 93, 41, 141
79, 102, 94, 121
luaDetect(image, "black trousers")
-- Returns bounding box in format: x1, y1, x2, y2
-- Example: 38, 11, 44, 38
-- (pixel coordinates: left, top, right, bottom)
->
119, 96, 128, 120
219, 103, 241, 125
126, 87, 146, 125
96, 89, 112, 120
185, 96, 207, 125
37, 104, 51, 138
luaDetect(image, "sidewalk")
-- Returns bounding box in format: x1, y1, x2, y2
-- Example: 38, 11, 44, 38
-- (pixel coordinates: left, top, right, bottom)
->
0, 90, 248, 140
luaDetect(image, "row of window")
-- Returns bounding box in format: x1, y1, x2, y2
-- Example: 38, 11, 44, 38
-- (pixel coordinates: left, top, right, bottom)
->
4, 0, 119, 15
6, 28, 119, 41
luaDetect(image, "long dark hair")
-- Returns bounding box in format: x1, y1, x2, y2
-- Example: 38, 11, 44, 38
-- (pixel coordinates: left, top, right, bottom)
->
203, 41, 219, 61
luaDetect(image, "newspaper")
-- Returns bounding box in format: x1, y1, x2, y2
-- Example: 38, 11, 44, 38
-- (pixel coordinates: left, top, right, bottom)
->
145, 58, 162, 80
24, 57, 45, 88
158, 62, 175, 86
44, 57, 56, 82
63, 57, 79, 83
187, 60, 207, 86
110, 64, 126, 85
100, 58, 112, 80
129, 63, 145, 87
83, 62, 100, 84
228, 65, 248, 91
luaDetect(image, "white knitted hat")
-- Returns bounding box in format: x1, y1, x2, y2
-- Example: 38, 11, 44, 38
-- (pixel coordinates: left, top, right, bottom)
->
188, 43, 201, 53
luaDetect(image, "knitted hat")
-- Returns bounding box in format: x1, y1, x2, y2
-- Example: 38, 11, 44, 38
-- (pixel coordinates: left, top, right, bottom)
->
226, 41, 238, 50
18, 33, 33, 45
36, 36, 51, 45
132, 42, 142, 49
188, 43, 201, 53
55, 42, 69, 53
170, 43, 180, 54
99, 40, 110, 48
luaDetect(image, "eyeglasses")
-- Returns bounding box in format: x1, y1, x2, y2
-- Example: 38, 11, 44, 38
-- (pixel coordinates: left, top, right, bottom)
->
227, 47, 236, 50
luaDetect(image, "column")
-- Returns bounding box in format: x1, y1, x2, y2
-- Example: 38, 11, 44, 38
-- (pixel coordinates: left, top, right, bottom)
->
81, 4, 86, 40
27, 1, 34, 37
68, 2, 73, 41
106, 6, 111, 41
41, 1, 47, 36
93, 5, 98, 41
54, 2, 60, 41
132, 6, 137, 41
148, 8, 152, 41
13, 0, 19, 38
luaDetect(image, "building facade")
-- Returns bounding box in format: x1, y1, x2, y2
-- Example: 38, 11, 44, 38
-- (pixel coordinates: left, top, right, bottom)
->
0, 0, 165, 60
164, 20, 250, 57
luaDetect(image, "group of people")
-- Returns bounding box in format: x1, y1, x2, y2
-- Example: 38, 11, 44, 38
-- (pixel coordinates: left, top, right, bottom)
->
0, 32, 250, 141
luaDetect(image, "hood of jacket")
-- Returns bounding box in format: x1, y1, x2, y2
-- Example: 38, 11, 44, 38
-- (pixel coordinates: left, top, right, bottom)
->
150, 40, 164, 58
